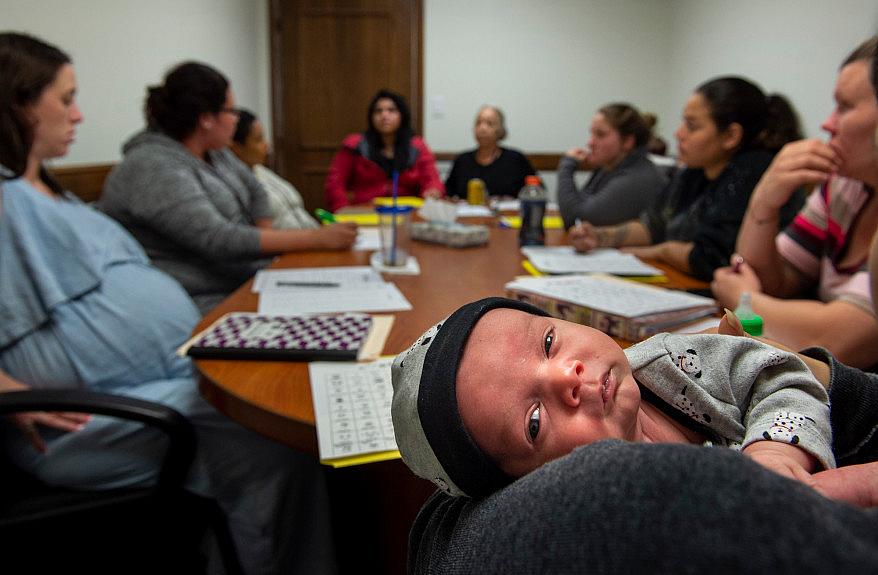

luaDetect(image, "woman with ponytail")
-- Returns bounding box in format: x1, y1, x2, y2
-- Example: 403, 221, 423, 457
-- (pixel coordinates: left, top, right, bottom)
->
569, 76, 804, 281
557, 102, 668, 228
100, 61, 356, 314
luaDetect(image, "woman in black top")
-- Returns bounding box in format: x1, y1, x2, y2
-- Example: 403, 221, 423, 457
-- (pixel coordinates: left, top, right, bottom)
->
570, 76, 804, 280
445, 105, 536, 199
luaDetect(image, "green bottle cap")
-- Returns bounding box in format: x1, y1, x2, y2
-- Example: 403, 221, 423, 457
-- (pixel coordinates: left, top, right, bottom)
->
734, 292, 763, 336
738, 314, 763, 336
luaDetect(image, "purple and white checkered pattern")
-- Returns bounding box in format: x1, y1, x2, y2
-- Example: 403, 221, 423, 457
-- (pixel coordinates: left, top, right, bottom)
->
195, 313, 372, 352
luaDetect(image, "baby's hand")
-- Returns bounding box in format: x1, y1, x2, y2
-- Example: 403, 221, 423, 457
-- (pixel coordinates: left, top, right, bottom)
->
743, 440, 817, 483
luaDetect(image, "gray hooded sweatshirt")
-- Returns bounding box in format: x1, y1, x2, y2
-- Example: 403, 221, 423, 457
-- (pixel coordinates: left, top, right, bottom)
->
100, 130, 272, 314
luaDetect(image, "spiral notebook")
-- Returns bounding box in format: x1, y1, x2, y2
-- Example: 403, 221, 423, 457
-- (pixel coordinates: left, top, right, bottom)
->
178, 312, 392, 361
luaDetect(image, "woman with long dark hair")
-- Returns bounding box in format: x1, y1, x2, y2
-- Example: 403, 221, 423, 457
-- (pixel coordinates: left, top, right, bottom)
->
325, 89, 444, 211
0, 32, 335, 573
100, 61, 356, 314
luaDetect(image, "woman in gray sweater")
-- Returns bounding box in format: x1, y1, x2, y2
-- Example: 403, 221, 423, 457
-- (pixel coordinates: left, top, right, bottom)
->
557, 103, 667, 229
101, 62, 357, 314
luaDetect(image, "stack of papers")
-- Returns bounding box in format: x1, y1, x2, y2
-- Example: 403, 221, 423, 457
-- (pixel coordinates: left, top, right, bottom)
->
253, 267, 412, 315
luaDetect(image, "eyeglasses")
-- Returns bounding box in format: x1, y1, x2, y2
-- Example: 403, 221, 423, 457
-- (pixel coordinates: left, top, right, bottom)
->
219, 107, 242, 117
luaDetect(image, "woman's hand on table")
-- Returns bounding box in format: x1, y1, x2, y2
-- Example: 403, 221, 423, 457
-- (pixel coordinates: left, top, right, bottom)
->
568, 221, 599, 253
314, 222, 358, 250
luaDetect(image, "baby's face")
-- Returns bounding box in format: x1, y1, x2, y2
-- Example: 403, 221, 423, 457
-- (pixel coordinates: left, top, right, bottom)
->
456, 308, 641, 478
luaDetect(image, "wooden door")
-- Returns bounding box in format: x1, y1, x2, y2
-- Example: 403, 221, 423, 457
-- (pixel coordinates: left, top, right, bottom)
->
270, 0, 423, 211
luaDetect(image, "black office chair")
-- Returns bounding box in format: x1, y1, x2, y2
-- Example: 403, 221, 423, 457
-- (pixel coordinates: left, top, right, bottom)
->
0, 389, 242, 575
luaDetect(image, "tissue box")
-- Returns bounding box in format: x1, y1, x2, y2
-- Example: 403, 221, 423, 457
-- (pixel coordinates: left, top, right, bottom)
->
410, 222, 489, 248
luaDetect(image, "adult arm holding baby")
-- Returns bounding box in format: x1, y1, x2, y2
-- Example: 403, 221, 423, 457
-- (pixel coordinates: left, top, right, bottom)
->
717, 310, 878, 507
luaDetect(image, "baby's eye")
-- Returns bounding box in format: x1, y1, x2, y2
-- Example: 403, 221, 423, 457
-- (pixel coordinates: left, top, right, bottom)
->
544, 329, 554, 357
528, 405, 541, 442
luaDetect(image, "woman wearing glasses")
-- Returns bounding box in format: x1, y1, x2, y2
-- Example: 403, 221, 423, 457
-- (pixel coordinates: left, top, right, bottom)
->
100, 62, 356, 314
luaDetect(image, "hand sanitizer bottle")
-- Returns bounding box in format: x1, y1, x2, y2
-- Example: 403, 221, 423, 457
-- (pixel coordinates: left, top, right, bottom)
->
734, 292, 763, 336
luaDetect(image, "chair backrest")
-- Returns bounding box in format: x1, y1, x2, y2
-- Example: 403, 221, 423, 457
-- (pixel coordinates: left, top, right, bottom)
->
0, 389, 242, 574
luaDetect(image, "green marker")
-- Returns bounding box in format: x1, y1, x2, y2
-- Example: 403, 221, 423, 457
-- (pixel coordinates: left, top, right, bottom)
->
314, 208, 336, 224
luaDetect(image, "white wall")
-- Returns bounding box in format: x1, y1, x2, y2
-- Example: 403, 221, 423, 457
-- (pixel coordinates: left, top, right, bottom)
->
662, 0, 878, 153
423, 0, 674, 153
3, 0, 877, 167
424, 0, 878, 156
2, 0, 271, 167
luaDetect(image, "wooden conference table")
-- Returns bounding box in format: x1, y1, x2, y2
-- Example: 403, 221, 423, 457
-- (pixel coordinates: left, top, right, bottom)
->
195, 223, 708, 573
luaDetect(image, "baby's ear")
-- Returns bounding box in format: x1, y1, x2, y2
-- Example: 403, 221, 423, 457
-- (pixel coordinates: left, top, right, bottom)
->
717, 308, 746, 337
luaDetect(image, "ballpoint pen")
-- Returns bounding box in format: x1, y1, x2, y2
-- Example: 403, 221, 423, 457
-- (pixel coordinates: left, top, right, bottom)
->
314, 208, 336, 224
276, 281, 340, 288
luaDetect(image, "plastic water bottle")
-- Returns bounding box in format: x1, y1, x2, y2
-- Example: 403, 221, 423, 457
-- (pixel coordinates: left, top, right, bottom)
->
518, 175, 545, 246
734, 292, 763, 336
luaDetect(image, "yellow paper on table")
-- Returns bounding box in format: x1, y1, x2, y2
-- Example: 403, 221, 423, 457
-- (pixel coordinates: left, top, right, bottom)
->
334, 213, 379, 226
500, 215, 565, 229
321, 450, 401, 468
373, 196, 424, 208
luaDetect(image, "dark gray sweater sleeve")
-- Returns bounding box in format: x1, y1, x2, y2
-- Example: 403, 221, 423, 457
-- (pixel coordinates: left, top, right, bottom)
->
556, 156, 584, 229
409, 442, 878, 574
800, 346, 878, 465
557, 154, 666, 229
104, 153, 262, 262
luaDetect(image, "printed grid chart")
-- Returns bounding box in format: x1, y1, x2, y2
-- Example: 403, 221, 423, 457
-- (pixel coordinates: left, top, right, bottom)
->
310, 359, 397, 460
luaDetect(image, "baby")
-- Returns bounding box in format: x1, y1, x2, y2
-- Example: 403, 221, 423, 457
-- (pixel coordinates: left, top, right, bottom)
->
391, 297, 833, 498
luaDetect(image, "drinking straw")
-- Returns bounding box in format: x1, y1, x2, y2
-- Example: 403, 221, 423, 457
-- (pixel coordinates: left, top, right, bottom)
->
391, 170, 399, 265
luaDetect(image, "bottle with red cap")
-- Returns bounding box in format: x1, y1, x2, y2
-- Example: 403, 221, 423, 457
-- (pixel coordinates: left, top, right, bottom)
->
518, 175, 545, 246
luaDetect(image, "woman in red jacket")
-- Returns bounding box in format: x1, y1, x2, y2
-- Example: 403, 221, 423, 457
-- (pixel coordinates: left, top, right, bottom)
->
325, 89, 444, 211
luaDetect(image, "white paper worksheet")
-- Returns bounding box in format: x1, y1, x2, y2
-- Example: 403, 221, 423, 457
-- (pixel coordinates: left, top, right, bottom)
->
521, 246, 663, 276
252, 266, 384, 292
309, 358, 397, 461
257, 283, 412, 315
353, 228, 381, 251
